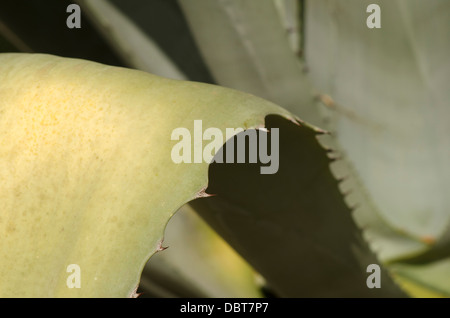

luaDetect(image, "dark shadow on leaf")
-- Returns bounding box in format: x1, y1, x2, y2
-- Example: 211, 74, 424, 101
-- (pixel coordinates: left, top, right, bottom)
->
190, 115, 406, 297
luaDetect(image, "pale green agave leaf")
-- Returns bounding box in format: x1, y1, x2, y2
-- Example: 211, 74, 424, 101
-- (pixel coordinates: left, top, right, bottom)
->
0, 53, 288, 297
178, 0, 405, 267
179, 0, 322, 126
272, 0, 301, 54
178, 0, 409, 297
179, 0, 449, 296
304, 0, 450, 264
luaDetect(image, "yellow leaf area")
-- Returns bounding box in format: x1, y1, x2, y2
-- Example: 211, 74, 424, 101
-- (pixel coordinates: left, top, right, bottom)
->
0, 53, 296, 297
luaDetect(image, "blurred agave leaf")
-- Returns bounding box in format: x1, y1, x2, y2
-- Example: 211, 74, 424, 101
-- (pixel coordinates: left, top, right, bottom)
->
304, 0, 450, 264
139, 205, 262, 298
0, 20, 30, 52
390, 258, 450, 297
77, 0, 186, 80
179, 0, 321, 126
107, 0, 214, 83
0, 0, 124, 65
272, 0, 301, 54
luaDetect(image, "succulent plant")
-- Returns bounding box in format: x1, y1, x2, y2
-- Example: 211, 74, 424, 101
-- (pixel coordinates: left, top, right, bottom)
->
0, 0, 448, 298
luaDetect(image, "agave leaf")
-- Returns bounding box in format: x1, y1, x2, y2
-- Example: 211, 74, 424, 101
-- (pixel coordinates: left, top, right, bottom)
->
0, 0, 124, 65
191, 115, 405, 297
179, 0, 408, 297
304, 0, 450, 263
390, 258, 450, 297
77, 0, 186, 80
179, 0, 322, 126
272, 0, 301, 54
0, 52, 323, 297
106, 0, 214, 83
0, 19, 30, 53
